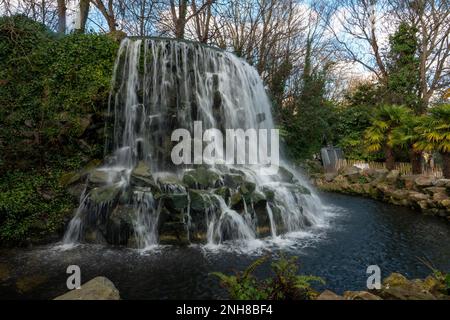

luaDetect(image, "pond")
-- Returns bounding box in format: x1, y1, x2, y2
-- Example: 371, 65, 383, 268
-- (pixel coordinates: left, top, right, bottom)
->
1, 192, 449, 299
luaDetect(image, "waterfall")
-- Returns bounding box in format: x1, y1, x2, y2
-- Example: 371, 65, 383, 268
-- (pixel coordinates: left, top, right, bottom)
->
62, 38, 326, 250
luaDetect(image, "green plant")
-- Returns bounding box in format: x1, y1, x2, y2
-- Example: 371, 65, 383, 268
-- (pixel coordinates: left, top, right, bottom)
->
212, 255, 324, 300
364, 105, 413, 170
0, 15, 118, 245
0, 169, 74, 245
414, 104, 450, 178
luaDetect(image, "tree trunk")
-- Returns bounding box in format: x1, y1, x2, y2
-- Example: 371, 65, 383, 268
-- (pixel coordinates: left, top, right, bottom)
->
106, 16, 117, 32
410, 150, 422, 175
442, 152, 450, 179
76, 0, 90, 33
385, 146, 395, 171
57, 0, 66, 34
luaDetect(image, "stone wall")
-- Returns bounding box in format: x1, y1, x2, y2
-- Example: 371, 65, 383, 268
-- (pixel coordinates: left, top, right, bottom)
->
312, 166, 450, 221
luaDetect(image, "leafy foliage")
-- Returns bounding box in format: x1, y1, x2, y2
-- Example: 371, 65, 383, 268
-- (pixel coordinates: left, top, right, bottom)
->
212, 255, 324, 300
0, 15, 118, 244
0, 170, 73, 244
365, 105, 413, 153
414, 104, 450, 153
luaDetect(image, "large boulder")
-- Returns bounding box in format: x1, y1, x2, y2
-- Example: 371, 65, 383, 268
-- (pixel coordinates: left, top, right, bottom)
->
157, 174, 185, 193
390, 189, 411, 206
54, 277, 120, 300
408, 191, 429, 202
371, 168, 389, 181
323, 172, 338, 182
401, 175, 417, 190
162, 193, 189, 212
189, 189, 217, 211
378, 273, 437, 300
88, 170, 111, 185
435, 179, 450, 188
130, 161, 157, 188
223, 173, 245, 189
385, 170, 400, 185
423, 187, 447, 196
277, 166, 294, 183
415, 176, 436, 188
89, 185, 122, 205
182, 167, 221, 189
341, 166, 361, 183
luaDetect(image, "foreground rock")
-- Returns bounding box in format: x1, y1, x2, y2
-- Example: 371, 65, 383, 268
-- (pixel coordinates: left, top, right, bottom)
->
54, 277, 120, 300
313, 166, 450, 220
316, 272, 450, 300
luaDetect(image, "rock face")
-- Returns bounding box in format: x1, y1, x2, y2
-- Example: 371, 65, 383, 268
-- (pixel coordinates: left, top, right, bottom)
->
63, 161, 313, 247
54, 277, 120, 300
313, 166, 450, 220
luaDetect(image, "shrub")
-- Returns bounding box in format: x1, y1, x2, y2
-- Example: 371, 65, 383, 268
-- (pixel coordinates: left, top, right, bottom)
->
212, 255, 324, 300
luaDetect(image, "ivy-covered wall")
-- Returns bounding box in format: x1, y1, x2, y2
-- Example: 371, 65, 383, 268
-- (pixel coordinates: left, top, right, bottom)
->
0, 15, 119, 245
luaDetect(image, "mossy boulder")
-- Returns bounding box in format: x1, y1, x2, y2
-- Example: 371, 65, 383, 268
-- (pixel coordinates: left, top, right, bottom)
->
182, 167, 221, 189
89, 185, 122, 204
262, 186, 275, 202
230, 192, 243, 207
239, 181, 256, 195
162, 193, 189, 212
189, 189, 217, 211
223, 173, 245, 189
157, 174, 185, 193
130, 161, 157, 188
214, 186, 231, 202
89, 169, 112, 185
278, 166, 294, 182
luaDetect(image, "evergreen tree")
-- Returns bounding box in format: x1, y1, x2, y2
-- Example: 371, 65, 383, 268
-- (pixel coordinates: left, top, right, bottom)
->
385, 22, 421, 113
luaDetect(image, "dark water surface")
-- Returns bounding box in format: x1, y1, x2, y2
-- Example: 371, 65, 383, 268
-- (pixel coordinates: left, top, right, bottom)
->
1, 192, 449, 299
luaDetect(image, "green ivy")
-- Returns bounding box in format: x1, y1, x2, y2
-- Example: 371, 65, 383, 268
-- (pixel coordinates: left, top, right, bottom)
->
0, 15, 119, 245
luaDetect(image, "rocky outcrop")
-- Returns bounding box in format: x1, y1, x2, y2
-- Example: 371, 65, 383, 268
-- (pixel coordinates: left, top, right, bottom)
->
317, 272, 450, 300
54, 277, 120, 300
63, 162, 312, 246
313, 166, 450, 220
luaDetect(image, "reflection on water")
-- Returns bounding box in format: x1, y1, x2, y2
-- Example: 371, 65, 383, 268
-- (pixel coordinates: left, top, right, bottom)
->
0, 192, 449, 299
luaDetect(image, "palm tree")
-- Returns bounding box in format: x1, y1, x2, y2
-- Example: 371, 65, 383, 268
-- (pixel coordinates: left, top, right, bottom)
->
414, 104, 450, 179
392, 114, 422, 174
365, 105, 413, 170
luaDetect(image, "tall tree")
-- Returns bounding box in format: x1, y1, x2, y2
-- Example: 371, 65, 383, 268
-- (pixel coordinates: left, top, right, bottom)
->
75, 0, 90, 33
385, 22, 421, 112
91, 0, 118, 32
167, 0, 214, 39
57, 0, 66, 34
326, 0, 389, 81
393, 0, 450, 108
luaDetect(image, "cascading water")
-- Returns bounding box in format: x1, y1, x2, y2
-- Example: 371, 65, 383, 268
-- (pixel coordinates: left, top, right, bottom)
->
62, 37, 327, 250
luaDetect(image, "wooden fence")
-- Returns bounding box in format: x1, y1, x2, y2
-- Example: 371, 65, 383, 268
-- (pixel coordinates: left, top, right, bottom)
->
332, 158, 443, 178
